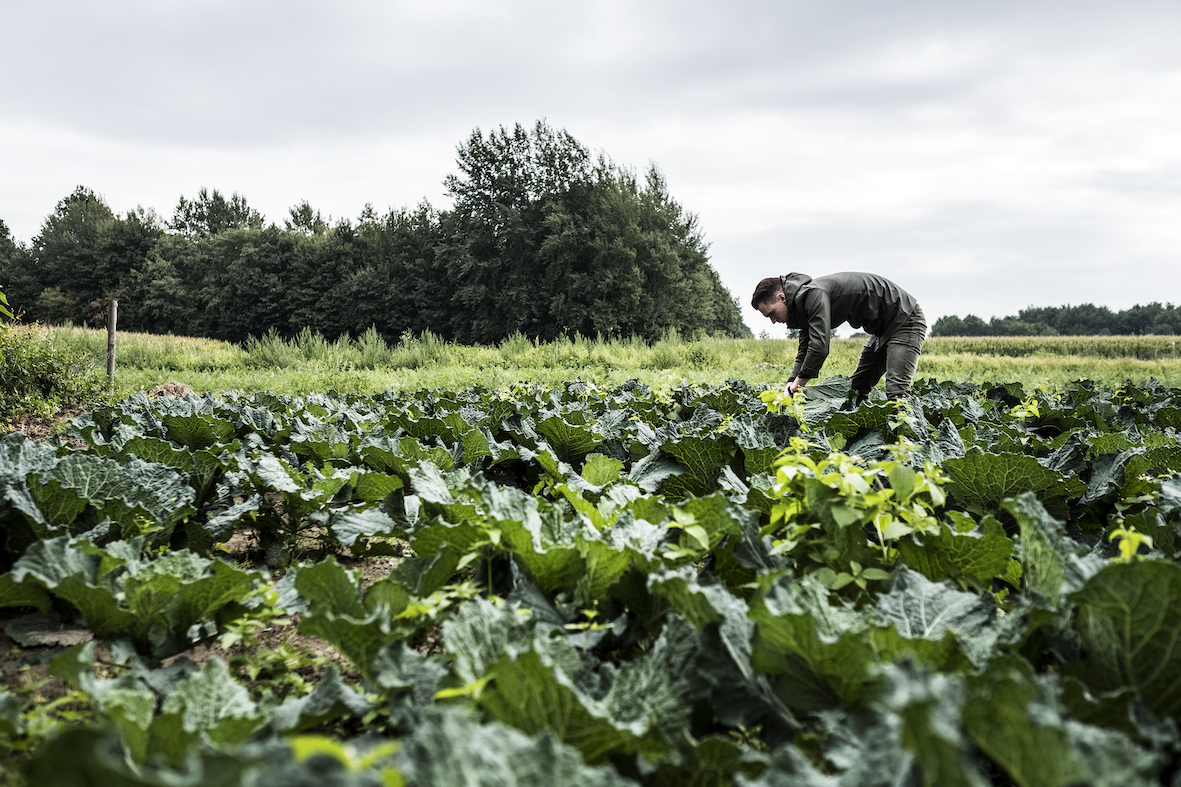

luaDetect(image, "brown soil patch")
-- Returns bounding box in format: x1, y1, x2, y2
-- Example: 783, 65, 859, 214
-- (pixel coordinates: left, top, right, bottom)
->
2, 404, 85, 440
0, 529, 407, 712
148, 381, 196, 397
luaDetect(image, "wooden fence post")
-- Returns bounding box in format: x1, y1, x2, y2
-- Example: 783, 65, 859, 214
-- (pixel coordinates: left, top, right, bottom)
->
107, 299, 117, 393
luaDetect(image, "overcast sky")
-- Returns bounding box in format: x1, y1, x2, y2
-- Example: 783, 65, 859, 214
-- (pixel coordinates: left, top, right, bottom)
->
3, 0, 1179, 336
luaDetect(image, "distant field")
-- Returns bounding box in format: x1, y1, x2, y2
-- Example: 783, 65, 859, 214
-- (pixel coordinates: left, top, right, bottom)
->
39, 325, 1181, 396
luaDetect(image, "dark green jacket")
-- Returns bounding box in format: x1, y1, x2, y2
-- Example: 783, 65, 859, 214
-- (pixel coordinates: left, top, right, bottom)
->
781, 272, 919, 380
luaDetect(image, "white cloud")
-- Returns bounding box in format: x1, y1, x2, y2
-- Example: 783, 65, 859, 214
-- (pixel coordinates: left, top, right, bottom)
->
3, 0, 1180, 337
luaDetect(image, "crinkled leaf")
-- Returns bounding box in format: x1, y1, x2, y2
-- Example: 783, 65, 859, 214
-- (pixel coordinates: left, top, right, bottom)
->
371, 642, 448, 730
152, 657, 266, 764
749, 574, 877, 712
537, 412, 601, 462
945, 452, 1086, 518
397, 708, 638, 787
1070, 560, 1181, 723
898, 515, 1014, 589
271, 664, 373, 732
875, 567, 996, 657
1004, 493, 1104, 607
963, 656, 1084, 787
330, 507, 398, 548
162, 413, 235, 450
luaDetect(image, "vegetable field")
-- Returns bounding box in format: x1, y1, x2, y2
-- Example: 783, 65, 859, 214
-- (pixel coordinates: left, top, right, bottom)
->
2, 375, 1181, 785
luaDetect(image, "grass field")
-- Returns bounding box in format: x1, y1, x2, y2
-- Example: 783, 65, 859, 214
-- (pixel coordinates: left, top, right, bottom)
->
32, 325, 1181, 398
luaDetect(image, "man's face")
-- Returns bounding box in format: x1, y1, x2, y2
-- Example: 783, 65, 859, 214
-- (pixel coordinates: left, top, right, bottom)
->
757, 292, 788, 324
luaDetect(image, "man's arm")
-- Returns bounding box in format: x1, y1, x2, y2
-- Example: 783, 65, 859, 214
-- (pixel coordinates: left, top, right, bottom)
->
785, 313, 811, 395
797, 289, 833, 379
789, 330, 808, 382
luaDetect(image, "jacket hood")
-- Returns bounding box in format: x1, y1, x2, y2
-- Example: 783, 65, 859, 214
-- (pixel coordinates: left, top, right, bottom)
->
779, 273, 813, 316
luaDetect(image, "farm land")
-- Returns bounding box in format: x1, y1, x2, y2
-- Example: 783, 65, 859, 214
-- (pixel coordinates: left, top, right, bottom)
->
1, 329, 1181, 785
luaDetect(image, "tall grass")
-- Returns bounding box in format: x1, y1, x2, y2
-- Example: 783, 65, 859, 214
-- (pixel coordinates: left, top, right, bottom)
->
50, 325, 247, 371
929, 335, 1180, 360
390, 330, 451, 369
28, 326, 1181, 399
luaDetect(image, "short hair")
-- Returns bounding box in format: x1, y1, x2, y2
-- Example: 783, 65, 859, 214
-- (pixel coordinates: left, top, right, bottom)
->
751, 277, 782, 309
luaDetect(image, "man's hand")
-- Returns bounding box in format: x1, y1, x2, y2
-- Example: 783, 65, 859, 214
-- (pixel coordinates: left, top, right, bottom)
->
787, 376, 810, 395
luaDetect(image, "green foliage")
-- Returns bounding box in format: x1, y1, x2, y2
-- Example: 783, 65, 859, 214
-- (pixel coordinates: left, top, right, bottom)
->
0, 325, 106, 423
7, 124, 751, 346
0, 285, 11, 365
933, 301, 1181, 336
2, 376, 1181, 784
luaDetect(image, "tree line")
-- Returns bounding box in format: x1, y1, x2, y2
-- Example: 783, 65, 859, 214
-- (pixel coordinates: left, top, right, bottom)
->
0, 122, 750, 346
931, 302, 1180, 337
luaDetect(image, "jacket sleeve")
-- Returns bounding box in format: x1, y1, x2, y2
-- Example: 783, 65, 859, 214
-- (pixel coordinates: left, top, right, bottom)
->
790, 336, 807, 381
796, 289, 832, 378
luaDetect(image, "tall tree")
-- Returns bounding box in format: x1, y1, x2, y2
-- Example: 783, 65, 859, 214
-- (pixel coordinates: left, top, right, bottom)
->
286, 201, 329, 236
441, 121, 595, 343
30, 187, 117, 323
440, 121, 748, 342
199, 226, 294, 343
354, 203, 447, 340
0, 220, 37, 320
170, 188, 264, 238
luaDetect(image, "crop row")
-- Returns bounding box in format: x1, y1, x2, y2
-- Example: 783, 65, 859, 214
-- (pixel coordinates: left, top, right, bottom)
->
2, 376, 1181, 785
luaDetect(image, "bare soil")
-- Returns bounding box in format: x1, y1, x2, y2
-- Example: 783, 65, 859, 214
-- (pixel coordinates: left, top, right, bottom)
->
0, 388, 415, 719
0, 520, 410, 712
1, 404, 85, 441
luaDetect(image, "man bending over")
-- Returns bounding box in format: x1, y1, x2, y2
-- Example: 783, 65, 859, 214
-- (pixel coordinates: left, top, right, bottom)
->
751, 272, 927, 401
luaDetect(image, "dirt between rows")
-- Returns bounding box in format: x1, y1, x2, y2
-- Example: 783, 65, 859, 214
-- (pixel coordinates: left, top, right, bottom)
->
1, 537, 410, 714
1, 382, 197, 440
1, 386, 424, 720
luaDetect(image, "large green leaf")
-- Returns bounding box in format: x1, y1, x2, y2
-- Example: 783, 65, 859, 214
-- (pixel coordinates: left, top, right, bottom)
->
295, 556, 412, 677
536, 409, 603, 463
150, 657, 266, 765
874, 568, 995, 659
0, 571, 51, 611
962, 656, 1083, 787
944, 452, 1086, 518
877, 661, 987, 787
289, 418, 354, 463
898, 514, 1015, 589
371, 642, 448, 730
749, 574, 878, 712
1070, 560, 1181, 723
161, 412, 235, 450
0, 432, 60, 483
8, 538, 135, 636
878, 564, 996, 666
649, 567, 797, 734
270, 664, 373, 732
659, 431, 735, 498
397, 708, 638, 787
1003, 493, 1103, 607
476, 620, 703, 765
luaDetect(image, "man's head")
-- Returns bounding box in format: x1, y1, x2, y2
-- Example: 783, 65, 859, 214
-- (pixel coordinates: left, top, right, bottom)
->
751, 277, 788, 324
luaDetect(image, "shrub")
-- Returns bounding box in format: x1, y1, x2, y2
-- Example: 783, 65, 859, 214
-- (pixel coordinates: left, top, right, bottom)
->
498, 331, 533, 363
244, 328, 302, 368
682, 344, 719, 370
0, 325, 106, 423
390, 330, 451, 369
295, 326, 331, 362
356, 325, 391, 369
645, 343, 682, 370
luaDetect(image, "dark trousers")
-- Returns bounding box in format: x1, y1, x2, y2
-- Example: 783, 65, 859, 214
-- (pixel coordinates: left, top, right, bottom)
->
850, 305, 927, 400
